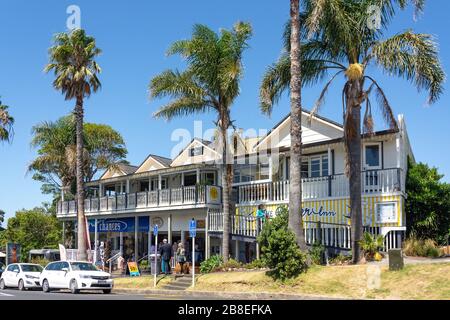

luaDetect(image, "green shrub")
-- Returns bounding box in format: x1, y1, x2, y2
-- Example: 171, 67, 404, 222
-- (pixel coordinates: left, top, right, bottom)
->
220, 258, 242, 270
200, 255, 223, 273
329, 253, 351, 265
257, 206, 308, 281
403, 236, 443, 258
244, 259, 267, 269
360, 232, 384, 260
139, 260, 149, 269
30, 257, 50, 267
309, 241, 325, 265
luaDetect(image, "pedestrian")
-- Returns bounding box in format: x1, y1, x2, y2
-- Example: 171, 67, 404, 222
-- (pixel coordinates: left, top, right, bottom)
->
176, 243, 187, 274
117, 255, 125, 274
159, 238, 173, 275
256, 204, 266, 234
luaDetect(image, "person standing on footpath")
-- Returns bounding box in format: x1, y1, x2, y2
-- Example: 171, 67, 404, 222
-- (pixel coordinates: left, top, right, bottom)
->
159, 238, 173, 274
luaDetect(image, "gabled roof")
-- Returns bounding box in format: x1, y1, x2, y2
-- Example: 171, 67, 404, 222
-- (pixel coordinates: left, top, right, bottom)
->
254, 109, 344, 150
171, 137, 220, 166
134, 153, 172, 173
99, 163, 138, 180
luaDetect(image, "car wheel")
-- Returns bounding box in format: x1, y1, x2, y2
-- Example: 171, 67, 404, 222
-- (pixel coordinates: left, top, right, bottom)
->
0, 279, 6, 290
70, 279, 79, 294
18, 279, 25, 291
42, 279, 50, 293
103, 289, 112, 294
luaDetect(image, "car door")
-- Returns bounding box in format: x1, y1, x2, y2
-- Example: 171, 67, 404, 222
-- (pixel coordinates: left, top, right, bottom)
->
59, 261, 71, 288
3, 264, 15, 286
7, 264, 20, 287
45, 262, 61, 288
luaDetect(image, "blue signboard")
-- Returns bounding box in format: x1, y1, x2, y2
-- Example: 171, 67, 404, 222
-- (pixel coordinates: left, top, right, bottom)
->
153, 224, 158, 236
88, 217, 150, 233
189, 218, 196, 238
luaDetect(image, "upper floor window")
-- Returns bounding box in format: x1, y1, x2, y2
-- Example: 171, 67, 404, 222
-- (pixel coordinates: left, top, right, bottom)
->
287, 153, 329, 179
364, 143, 381, 169
189, 146, 204, 157
233, 163, 270, 184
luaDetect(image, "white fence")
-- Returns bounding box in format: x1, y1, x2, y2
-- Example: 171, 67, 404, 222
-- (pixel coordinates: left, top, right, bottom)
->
238, 168, 402, 204
207, 210, 404, 251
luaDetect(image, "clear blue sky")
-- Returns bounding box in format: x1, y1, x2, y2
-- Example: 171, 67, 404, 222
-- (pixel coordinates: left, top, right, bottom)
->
0, 0, 449, 222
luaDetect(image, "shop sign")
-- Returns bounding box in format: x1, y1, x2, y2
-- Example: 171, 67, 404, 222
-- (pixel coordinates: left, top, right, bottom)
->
88, 217, 150, 233
127, 262, 140, 277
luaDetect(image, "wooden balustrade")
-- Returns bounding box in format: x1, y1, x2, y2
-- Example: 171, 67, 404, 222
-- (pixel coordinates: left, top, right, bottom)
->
238, 168, 402, 204
57, 185, 218, 215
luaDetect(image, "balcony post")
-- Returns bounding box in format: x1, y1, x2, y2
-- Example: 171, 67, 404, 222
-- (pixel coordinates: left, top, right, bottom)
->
115, 194, 118, 210
328, 175, 332, 197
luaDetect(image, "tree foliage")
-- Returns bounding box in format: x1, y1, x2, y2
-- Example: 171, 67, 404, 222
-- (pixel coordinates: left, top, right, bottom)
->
0, 100, 14, 143
0, 207, 61, 261
257, 206, 308, 281
149, 21, 252, 262
29, 114, 127, 198
405, 158, 450, 244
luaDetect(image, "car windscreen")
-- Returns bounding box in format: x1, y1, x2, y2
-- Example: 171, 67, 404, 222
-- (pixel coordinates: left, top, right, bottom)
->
70, 262, 98, 271
21, 265, 43, 272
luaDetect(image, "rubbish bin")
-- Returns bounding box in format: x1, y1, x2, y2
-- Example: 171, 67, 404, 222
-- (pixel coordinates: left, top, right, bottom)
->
149, 253, 161, 275
388, 249, 404, 271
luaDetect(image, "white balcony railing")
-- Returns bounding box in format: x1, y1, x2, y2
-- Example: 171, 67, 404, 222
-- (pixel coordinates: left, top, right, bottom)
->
237, 168, 402, 204
57, 185, 219, 216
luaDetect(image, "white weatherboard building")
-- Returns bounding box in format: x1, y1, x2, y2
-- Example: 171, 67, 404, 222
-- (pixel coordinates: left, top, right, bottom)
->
57, 110, 413, 264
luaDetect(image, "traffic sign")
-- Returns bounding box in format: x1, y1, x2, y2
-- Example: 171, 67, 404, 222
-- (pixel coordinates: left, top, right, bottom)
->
153, 224, 158, 236
189, 218, 196, 238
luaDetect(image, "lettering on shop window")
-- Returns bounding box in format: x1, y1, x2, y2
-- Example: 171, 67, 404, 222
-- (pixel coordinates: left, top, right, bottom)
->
302, 206, 337, 217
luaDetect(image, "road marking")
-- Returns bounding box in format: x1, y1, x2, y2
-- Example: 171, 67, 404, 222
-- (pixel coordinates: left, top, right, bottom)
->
0, 292, 14, 297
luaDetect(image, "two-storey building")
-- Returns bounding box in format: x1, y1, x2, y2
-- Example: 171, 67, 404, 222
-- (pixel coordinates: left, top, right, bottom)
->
57, 110, 413, 264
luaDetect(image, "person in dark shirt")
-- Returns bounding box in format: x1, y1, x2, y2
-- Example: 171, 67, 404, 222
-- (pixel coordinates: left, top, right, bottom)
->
159, 239, 173, 274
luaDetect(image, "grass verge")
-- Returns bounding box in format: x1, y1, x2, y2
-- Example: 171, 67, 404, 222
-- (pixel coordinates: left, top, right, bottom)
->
114, 275, 171, 289
191, 263, 450, 300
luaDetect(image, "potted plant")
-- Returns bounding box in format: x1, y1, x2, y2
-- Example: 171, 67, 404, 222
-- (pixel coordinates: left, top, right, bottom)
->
360, 232, 384, 261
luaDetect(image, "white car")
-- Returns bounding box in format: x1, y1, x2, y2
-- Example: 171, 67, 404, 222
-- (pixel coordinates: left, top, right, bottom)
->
39, 261, 113, 294
0, 263, 43, 290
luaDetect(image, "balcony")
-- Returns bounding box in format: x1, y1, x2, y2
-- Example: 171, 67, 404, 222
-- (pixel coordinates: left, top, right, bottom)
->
237, 168, 403, 205
57, 185, 220, 216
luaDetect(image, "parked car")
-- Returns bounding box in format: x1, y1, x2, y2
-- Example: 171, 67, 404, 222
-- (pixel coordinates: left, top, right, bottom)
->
0, 263, 43, 290
39, 261, 113, 294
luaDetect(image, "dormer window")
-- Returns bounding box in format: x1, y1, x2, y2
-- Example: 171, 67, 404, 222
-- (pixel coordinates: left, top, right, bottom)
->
189, 146, 204, 157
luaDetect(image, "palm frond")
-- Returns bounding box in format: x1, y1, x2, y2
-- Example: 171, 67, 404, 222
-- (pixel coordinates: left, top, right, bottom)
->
309, 70, 344, 122
371, 30, 445, 104
153, 97, 213, 121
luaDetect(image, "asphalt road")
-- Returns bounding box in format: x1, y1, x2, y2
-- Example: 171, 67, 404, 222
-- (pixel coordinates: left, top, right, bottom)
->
0, 288, 211, 300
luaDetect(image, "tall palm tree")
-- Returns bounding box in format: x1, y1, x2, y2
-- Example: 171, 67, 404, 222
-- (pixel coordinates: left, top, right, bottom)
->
0, 101, 14, 143
150, 22, 252, 262
260, 0, 444, 263
288, 0, 307, 250
45, 29, 102, 261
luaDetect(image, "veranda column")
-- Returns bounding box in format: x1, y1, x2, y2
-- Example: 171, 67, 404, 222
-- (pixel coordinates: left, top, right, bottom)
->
119, 232, 123, 256
234, 240, 239, 260
99, 183, 103, 197
205, 211, 210, 259
62, 221, 66, 246
134, 216, 139, 261
126, 179, 130, 193
196, 168, 201, 183
94, 219, 98, 263
168, 214, 172, 244
148, 216, 151, 263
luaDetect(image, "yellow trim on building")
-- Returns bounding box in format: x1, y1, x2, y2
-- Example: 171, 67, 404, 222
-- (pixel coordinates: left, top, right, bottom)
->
236, 194, 405, 228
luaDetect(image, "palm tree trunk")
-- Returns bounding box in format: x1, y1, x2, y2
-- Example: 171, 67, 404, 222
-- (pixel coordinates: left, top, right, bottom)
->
289, 0, 307, 251
75, 96, 87, 261
346, 80, 363, 264
220, 123, 231, 262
